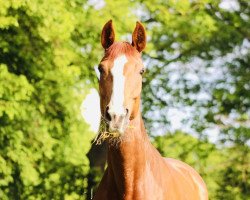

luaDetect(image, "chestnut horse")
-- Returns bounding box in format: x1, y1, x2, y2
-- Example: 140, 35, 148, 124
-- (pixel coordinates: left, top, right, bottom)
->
93, 20, 208, 200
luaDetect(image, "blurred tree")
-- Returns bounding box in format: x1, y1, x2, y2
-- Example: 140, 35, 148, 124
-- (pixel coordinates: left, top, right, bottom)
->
140, 0, 250, 199
140, 0, 250, 133
215, 126, 250, 200
0, 0, 141, 199
1, 0, 249, 199
0, 0, 98, 199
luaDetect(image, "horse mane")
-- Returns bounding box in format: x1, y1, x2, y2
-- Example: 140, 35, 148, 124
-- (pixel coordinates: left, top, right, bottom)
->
103, 42, 140, 60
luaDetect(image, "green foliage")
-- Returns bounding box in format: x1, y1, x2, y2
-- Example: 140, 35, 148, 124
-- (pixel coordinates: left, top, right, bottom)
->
0, 0, 249, 199
0, 0, 140, 199
0, 0, 95, 199
215, 127, 250, 200
141, 0, 250, 127
141, 1, 250, 199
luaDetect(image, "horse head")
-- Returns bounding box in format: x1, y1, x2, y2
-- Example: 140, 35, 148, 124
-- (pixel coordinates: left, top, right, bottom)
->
98, 20, 146, 135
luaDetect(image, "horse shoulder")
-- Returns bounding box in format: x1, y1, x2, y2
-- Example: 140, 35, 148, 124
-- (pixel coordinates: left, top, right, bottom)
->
163, 158, 208, 200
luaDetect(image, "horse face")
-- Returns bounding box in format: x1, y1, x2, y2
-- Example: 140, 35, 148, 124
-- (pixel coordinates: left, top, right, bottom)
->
99, 20, 146, 134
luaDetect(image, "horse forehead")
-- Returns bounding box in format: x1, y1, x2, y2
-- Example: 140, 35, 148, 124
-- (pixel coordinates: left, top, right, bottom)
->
110, 54, 139, 74
110, 55, 129, 76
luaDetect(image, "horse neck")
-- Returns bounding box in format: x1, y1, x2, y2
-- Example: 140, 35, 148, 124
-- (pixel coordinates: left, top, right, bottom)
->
107, 111, 148, 158
107, 112, 149, 195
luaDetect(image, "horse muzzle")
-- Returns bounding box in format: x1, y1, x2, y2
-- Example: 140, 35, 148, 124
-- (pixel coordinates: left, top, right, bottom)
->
105, 106, 130, 134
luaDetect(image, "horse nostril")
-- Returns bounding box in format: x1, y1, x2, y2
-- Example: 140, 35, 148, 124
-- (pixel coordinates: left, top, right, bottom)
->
126, 108, 129, 116
105, 106, 111, 121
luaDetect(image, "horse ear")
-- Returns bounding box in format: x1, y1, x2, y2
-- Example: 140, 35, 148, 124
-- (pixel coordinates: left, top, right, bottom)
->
132, 21, 146, 52
101, 20, 115, 49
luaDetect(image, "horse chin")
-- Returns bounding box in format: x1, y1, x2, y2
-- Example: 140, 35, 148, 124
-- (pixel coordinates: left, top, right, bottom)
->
108, 118, 130, 137
107, 125, 129, 146
109, 127, 126, 137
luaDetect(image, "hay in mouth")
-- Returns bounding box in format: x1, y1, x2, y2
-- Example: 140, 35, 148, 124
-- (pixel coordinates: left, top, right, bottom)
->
93, 117, 120, 145
93, 116, 134, 145
93, 130, 120, 145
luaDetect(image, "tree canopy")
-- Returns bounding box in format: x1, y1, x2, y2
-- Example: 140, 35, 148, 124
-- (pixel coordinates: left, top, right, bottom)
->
0, 0, 249, 199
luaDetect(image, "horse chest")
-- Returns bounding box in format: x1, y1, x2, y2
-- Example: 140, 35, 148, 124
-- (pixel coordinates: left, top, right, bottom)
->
111, 166, 164, 200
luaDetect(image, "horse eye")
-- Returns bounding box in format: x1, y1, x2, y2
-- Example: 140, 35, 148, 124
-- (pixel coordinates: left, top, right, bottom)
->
98, 65, 104, 74
140, 68, 145, 75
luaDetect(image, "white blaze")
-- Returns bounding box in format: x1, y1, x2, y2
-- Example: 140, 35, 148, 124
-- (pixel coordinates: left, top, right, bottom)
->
109, 55, 127, 115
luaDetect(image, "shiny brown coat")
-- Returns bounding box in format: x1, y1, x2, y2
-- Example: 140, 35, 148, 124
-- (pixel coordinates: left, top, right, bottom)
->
93, 20, 208, 200
93, 114, 208, 200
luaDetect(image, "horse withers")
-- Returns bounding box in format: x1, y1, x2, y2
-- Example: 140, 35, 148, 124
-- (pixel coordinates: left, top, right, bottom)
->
93, 20, 208, 200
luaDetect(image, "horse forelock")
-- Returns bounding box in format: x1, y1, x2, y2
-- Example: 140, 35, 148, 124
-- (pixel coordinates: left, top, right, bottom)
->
103, 42, 140, 60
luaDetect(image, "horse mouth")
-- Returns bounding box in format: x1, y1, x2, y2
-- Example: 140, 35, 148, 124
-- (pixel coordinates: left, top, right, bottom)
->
94, 118, 130, 145
108, 123, 128, 135
108, 118, 129, 135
